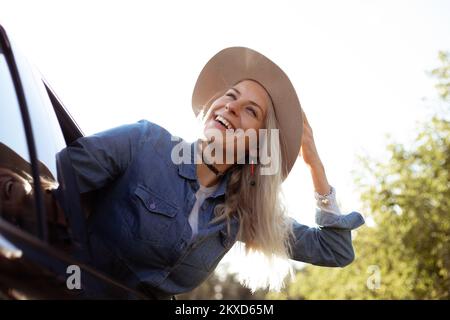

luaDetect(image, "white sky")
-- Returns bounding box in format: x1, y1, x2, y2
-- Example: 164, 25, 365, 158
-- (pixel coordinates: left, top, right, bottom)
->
1, 0, 449, 271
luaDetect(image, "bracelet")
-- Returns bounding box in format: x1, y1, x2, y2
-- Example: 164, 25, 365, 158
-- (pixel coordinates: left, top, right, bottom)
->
314, 186, 335, 205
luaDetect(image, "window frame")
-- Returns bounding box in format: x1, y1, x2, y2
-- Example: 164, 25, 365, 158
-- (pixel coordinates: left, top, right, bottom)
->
0, 25, 48, 241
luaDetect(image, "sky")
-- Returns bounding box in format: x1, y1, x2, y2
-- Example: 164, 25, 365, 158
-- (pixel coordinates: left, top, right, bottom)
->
1, 0, 449, 271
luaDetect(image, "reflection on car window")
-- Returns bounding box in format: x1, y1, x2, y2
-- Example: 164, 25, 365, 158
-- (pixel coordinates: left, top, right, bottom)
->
12, 47, 66, 177
0, 53, 39, 234
12, 48, 78, 249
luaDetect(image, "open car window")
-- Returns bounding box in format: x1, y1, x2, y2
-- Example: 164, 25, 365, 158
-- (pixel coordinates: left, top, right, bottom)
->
0, 25, 148, 299
0, 47, 39, 239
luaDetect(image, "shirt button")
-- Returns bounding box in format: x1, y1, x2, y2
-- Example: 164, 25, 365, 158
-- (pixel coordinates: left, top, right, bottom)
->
201, 203, 208, 210
149, 202, 156, 209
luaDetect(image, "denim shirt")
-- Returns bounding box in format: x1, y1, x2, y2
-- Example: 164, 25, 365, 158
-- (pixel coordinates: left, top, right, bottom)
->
63, 120, 365, 299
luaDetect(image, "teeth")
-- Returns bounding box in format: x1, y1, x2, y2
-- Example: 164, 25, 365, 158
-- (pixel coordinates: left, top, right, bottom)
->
215, 115, 234, 130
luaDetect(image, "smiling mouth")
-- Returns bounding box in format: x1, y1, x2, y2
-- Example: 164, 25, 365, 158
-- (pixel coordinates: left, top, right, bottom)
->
214, 115, 234, 130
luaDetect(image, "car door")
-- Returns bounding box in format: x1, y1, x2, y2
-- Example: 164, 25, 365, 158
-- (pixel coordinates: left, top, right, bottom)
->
0, 24, 147, 299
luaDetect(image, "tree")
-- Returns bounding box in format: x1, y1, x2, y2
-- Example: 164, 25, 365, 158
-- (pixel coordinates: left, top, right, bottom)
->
430, 51, 450, 102
267, 52, 450, 300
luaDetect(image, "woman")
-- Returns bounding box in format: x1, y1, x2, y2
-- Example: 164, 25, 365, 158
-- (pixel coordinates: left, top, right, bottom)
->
62, 47, 365, 299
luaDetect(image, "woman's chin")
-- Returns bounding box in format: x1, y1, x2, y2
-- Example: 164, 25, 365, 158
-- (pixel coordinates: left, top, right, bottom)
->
204, 125, 226, 141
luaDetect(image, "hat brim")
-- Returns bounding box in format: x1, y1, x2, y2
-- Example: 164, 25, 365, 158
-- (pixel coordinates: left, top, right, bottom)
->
0, 142, 54, 180
192, 46, 303, 179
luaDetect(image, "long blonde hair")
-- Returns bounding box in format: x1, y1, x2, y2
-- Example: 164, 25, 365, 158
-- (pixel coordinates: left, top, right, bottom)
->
198, 86, 295, 292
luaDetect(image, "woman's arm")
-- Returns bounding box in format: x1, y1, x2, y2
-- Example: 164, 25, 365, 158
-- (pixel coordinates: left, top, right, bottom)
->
288, 110, 365, 267
299, 110, 331, 195
309, 162, 330, 196
58, 120, 158, 193
288, 209, 364, 267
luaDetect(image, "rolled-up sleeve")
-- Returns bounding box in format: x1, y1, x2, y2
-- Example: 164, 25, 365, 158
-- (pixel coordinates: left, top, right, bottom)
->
289, 187, 365, 267
61, 120, 156, 193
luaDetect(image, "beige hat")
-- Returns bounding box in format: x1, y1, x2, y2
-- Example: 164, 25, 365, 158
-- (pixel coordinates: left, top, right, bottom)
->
191, 46, 303, 179
0, 143, 53, 180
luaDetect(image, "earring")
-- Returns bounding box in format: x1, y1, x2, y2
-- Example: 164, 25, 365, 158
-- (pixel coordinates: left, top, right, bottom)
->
249, 148, 257, 186
250, 159, 256, 186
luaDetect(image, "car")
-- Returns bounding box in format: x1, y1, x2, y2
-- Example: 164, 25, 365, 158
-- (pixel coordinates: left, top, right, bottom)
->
0, 24, 150, 299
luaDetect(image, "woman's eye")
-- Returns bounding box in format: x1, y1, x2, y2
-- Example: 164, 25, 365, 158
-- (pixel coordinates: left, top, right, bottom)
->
225, 93, 236, 99
247, 107, 257, 117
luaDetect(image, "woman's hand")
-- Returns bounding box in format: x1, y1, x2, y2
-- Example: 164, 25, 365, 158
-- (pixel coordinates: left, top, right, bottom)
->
299, 110, 331, 195
299, 110, 322, 167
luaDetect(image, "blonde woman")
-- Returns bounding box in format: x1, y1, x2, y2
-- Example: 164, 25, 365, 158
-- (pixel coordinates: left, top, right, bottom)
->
62, 47, 365, 299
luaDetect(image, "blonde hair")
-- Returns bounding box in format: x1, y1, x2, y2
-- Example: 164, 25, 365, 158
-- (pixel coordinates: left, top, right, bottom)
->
197, 85, 295, 292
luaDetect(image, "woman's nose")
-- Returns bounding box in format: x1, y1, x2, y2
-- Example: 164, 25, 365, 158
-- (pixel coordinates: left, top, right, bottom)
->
225, 102, 239, 115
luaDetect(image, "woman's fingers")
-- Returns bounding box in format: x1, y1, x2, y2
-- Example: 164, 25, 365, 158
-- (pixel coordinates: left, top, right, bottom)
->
299, 110, 310, 157
302, 109, 311, 129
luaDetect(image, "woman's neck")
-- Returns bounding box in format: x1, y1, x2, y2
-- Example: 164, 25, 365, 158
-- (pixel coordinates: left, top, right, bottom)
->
196, 140, 234, 187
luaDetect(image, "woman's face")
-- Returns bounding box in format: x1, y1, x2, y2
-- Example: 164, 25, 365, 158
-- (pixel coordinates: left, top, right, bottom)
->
0, 167, 36, 229
203, 80, 271, 158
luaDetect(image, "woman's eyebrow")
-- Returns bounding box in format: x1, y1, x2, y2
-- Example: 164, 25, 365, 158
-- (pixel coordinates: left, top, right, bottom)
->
249, 100, 263, 112
230, 87, 264, 114
230, 87, 241, 95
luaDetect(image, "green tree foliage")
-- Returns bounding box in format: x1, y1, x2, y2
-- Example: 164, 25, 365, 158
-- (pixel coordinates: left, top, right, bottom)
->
430, 51, 450, 101
268, 52, 450, 300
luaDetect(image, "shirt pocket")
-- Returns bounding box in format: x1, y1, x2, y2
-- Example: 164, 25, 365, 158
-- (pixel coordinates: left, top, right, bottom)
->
132, 184, 179, 245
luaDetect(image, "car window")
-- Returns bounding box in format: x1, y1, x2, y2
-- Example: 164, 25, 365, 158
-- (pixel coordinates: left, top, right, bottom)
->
6, 40, 97, 256
0, 52, 40, 236
12, 47, 66, 177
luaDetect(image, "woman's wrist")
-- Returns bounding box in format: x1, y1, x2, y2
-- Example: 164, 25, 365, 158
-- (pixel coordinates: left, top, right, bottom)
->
308, 160, 331, 195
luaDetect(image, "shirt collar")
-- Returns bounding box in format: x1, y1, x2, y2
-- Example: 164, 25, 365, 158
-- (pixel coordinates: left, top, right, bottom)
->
177, 140, 231, 199
176, 140, 197, 180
